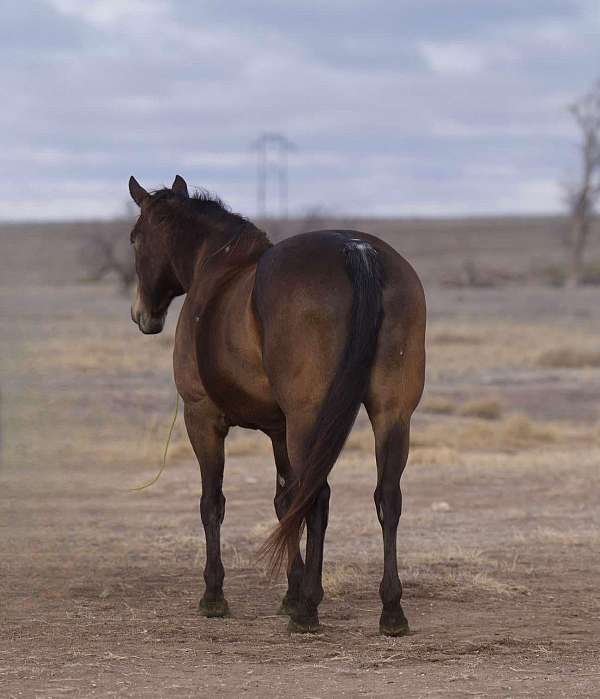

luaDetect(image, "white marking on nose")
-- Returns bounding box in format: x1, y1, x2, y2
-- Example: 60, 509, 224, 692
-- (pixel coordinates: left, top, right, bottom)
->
278, 475, 285, 487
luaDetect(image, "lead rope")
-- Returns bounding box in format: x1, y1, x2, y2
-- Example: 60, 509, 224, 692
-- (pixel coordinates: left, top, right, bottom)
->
129, 391, 180, 491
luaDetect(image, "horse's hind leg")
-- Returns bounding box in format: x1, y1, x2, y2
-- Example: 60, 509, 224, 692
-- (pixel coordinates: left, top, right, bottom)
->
289, 480, 330, 633
284, 418, 331, 633
183, 401, 230, 618
269, 430, 305, 616
369, 413, 411, 636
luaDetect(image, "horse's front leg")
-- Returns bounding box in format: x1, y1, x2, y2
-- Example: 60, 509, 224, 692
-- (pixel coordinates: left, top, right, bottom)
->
183, 400, 230, 617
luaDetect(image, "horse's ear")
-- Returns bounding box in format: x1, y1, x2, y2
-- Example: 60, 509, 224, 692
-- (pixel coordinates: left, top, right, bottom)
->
172, 175, 189, 198
129, 176, 148, 207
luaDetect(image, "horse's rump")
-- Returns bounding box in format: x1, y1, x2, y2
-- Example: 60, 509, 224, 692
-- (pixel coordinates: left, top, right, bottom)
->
254, 231, 385, 571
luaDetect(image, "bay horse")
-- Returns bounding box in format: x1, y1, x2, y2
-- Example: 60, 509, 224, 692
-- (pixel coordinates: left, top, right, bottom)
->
128, 175, 426, 635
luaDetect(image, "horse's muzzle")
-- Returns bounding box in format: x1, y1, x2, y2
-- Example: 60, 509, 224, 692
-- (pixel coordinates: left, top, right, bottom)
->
131, 305, 166, 334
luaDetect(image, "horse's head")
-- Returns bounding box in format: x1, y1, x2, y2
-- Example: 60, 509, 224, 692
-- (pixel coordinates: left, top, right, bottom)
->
128, 175, 189, 334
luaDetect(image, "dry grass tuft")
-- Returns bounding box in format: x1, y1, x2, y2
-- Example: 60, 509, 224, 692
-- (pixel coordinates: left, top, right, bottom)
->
429, 330, 482, 345
412, 413, 562, 452
468, 572, 528, 596
421, 395, 456, 415
405, 544, 484, 568
536, 347, 600, 369
500, 414, 559, 448
458, 397, 503, 420
531, 526, 600, 546
323, 563, 366, 597
403, 544, 530, 596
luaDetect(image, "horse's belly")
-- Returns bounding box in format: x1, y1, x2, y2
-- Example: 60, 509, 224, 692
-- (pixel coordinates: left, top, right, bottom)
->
200, 351, 283, 430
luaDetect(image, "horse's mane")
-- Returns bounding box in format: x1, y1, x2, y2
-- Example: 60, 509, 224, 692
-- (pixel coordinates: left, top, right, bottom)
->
148, 188, 270, 251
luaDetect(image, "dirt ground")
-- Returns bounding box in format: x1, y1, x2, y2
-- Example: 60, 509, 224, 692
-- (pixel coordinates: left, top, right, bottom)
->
2, 227, 600, 696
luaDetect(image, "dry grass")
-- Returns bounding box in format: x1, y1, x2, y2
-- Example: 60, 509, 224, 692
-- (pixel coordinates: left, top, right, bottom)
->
467, 572, 528, 596
401, 544, 530, 596
426, 319, 600, 380
225, 433, 271, 457
536, 347, 600, 369
421, 394, 503, 419
458, 397, 503, 420
412, 414, 563, 452
344, 428, 375, 452
249, 521, 275, 541
21, 329, 173, 374
408, 446, 463, 466
168, 430, 271, 462
429, 330, 482, 345
530, 526, 600, 546
336, 411, 577, 468
323, 563, 366, 597
405, 544, 484, 568
167, 439, 194, 462
421, 395, 456, 415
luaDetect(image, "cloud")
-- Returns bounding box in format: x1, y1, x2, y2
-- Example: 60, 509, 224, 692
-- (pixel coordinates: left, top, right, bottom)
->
419, 42, 486, 76
0, 0, 598, 219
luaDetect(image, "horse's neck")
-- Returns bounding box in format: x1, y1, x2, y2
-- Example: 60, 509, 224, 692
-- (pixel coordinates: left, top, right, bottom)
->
187, 224, 270, 318
168, 210, 269, 292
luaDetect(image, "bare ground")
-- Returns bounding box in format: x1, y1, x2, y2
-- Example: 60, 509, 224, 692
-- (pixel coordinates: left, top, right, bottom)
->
2, 271, 600, 696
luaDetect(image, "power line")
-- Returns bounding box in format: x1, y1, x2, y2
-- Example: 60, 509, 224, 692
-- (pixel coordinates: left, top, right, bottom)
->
252, 132, 295, 219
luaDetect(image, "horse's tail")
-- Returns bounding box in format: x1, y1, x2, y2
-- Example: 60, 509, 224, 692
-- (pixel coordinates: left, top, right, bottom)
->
260, 237, 385, 575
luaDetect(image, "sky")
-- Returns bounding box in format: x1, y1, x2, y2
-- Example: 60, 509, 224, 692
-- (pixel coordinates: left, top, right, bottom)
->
2, 0, 600, 220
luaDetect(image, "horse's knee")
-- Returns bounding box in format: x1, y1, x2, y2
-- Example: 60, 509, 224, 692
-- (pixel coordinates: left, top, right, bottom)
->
200, 491, 226, 526
374, 483, 402, 527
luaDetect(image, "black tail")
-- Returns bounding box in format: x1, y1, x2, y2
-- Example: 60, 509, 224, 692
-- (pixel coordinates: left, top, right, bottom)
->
260, 237, 384, 574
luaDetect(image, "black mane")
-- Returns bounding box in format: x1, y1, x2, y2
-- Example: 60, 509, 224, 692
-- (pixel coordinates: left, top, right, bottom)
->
150, 187, 231, 217
150, 187, 266, 237
145, 187, 271, 251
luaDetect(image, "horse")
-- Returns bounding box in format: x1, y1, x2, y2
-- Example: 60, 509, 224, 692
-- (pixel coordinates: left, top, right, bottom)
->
128, 174, 426, 635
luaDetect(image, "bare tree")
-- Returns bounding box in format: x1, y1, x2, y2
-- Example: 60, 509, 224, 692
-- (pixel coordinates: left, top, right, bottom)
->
79, 220, 135, 293
564, 80, 600, 286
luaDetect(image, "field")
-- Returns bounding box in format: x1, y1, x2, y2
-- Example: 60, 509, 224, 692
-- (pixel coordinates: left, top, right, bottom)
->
2, 218, 600, 697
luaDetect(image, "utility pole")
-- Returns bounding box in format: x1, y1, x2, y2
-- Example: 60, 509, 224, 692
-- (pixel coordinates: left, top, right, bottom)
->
255, 134, 268, 219
253, 132, 294, 219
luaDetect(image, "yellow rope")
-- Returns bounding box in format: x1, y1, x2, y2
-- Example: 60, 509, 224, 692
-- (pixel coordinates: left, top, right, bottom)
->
129, 391, 180, 492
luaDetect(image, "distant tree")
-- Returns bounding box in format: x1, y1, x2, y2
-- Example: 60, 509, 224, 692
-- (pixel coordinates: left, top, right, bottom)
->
564, 80, 600, 286
79, 219, 135, 293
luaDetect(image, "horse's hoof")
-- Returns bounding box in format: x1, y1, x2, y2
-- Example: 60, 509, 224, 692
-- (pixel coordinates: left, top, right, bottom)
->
198, 596, 230, 618
379, 609, 410, 637
277, 595, 300, 617
287, 614, 320, 634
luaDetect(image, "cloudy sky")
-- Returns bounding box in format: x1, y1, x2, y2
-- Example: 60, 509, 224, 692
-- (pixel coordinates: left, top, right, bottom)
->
2, 0, 600, 220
